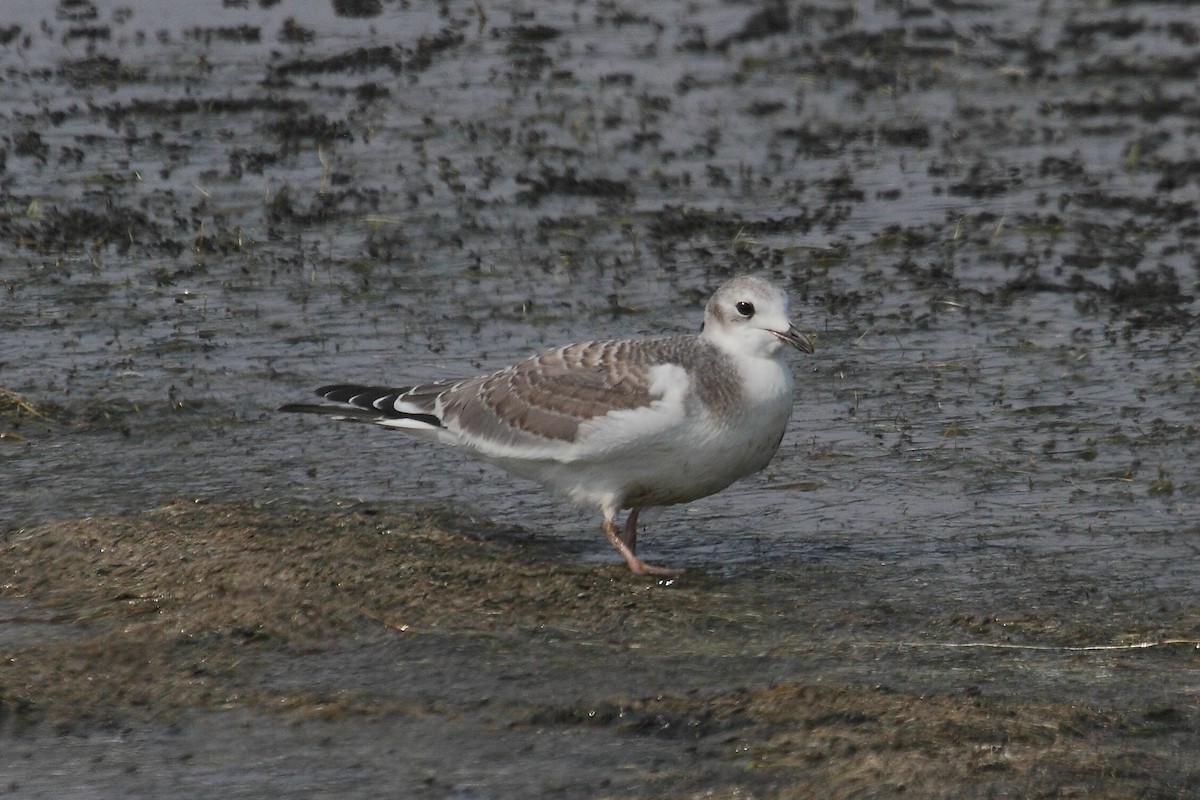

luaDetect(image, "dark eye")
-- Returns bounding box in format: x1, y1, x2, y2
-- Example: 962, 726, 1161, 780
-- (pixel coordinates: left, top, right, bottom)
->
735, 301, 755, 318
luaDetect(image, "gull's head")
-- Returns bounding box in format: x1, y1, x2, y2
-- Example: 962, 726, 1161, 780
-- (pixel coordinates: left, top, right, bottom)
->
701, 275, 814, 358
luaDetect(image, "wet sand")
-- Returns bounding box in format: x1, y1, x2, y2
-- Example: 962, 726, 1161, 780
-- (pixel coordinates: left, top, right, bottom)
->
2, 0, 1199, 796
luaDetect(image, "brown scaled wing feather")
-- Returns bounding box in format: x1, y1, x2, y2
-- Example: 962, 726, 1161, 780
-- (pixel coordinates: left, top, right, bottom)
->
439, 340, 659, 446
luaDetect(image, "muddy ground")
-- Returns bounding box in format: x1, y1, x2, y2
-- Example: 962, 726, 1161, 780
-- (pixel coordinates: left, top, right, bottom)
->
2, 499, 1197, 798
1, 0, 1199, 797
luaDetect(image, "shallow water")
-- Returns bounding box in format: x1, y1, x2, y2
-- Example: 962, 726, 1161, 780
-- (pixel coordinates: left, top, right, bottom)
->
1, 0, 1198, 796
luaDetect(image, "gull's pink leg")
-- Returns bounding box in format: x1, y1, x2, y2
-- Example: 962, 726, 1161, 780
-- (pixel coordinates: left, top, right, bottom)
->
601, 508, 680, 576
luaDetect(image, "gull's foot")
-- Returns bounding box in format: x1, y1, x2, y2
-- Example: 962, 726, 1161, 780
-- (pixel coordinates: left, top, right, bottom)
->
626, 557, 683, 577
603, 516, 682, 576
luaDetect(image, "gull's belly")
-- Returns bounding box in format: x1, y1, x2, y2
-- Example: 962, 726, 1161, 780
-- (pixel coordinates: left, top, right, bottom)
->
619, 399, 791, 507
555, 382, 794, 509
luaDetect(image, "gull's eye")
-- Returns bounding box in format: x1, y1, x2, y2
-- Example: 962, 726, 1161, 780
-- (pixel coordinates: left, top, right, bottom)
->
735, 301, 755, 318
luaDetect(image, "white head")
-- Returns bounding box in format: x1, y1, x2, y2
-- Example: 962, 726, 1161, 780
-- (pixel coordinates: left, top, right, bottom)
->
700, 275, 814, 359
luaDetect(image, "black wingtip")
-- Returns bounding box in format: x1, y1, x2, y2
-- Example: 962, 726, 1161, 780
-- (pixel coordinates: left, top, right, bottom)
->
317, 384, 380, 403
279, 402, 336, 415
283, 386, 446, 429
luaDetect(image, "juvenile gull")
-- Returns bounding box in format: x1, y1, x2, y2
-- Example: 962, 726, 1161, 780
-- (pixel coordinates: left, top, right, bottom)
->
280, 275, 813, 575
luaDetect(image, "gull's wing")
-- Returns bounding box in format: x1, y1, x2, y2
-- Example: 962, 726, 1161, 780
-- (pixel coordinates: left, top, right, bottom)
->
284, 337, 712, 461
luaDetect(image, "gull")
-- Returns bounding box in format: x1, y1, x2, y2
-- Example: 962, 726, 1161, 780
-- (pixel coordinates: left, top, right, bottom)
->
280, 275, 814, 575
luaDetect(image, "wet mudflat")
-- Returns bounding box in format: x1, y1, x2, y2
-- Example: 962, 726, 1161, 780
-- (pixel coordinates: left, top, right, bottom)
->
2, 500, 1197, 798
1, 0, 1199, 797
